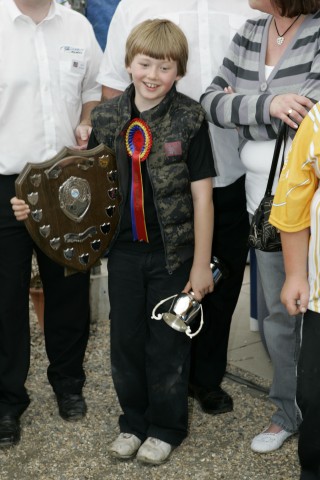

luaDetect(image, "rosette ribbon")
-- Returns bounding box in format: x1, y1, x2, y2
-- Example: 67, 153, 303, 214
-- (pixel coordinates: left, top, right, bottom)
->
125, 118, 152, 242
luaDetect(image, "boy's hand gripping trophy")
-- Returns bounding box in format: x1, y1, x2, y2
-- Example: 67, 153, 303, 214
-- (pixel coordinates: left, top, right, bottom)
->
151, 256, 229, 338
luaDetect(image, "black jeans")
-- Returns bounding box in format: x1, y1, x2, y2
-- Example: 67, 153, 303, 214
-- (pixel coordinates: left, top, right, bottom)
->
298, 310, 320, 479
190, 175, 249, 390
0, 175, 90, 417
108, 249, 192, 446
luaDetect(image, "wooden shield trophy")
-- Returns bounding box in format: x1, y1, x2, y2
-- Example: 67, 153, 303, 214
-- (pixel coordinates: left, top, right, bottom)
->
15, 144, 120, 272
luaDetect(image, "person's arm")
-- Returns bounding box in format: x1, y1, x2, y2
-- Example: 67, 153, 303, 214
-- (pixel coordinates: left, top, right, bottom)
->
101, 86, 123, 102
183, 178, 214, 301
201, 18, 318, 137
201, 21, 275, 130
74, 18, 103, 148
280, 229, 310, 315
270, 106, 319, 316
224, 86, 312, 131
97, 1, 131, 95
75, 100, 100, 148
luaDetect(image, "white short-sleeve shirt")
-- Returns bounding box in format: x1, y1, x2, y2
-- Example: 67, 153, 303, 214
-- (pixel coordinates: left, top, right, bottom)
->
0, 0, 103, 174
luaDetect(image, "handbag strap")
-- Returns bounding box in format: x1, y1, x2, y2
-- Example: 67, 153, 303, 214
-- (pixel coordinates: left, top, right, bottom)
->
265, 122, 289, 196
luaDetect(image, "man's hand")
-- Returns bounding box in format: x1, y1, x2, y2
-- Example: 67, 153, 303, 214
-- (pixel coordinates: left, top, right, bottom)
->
75, 123, 92, 150
75, 100, 100, 149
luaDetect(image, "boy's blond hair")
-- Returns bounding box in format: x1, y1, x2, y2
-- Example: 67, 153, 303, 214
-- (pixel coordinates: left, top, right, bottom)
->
125, 19, 188, 77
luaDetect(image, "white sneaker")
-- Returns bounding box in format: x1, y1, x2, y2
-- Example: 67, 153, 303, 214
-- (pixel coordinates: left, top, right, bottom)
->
109, 433, 142, 459
136, 437, 173, 465
251, 427, 294, 453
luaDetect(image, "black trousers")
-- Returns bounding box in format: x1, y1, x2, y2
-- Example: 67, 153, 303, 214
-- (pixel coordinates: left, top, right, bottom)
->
297, 310, 320, 480
0, 175, 90, 417
108, 249, 192, 446
190, 175, 250, 390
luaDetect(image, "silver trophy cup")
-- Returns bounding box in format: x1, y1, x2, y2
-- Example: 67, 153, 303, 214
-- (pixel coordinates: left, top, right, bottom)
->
151, 256, 229, 338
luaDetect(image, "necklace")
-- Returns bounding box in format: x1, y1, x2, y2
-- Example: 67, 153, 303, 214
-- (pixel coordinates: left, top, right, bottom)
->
274, 14, 301, 45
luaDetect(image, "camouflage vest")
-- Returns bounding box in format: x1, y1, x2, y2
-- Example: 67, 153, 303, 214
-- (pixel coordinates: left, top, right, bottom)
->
91, 84, 205, 272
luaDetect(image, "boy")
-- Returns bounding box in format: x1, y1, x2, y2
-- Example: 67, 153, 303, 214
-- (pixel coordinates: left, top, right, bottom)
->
270, 102, 320, 479
89, 19, 215, 464
98, 0, 253, 418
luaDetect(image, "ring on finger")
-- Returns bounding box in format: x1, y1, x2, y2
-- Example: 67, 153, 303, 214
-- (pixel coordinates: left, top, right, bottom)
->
288, 108, 293, 115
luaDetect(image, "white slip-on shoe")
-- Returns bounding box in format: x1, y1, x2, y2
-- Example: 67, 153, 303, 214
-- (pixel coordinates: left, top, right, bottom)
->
251, 428, 294, 453
109, 433, 142, 459
136, 437, 173, 465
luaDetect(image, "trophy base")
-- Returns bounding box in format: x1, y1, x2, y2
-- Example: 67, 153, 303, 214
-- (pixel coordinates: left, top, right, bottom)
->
162, 313, 188, 333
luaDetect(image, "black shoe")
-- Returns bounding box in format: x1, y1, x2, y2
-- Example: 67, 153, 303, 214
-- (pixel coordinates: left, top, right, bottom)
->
190, 385, 233, 415
0, 415, 20, 448
56, 393, 87, 422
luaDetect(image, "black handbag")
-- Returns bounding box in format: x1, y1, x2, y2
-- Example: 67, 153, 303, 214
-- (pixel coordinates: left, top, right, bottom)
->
248, 123, 288, 252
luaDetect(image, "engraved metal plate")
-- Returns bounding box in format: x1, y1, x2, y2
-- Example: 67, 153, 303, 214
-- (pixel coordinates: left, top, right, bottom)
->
59, 176, 91, 222
15, 144, 120, 271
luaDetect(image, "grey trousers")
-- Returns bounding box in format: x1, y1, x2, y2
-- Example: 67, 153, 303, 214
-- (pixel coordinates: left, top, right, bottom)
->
255, 249, 301, 432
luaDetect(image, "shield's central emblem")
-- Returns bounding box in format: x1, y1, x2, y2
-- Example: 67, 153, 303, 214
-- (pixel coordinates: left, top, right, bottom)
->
59, 176, 91, 222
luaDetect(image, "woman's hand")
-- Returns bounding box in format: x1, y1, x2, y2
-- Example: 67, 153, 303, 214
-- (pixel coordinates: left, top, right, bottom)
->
10, 197, 30, 221
224, 86, 234, 94
270, 93, 314, 129
225, 87, 314, 130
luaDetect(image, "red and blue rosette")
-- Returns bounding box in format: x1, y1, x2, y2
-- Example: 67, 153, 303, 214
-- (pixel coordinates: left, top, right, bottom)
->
125, 118, 153, 242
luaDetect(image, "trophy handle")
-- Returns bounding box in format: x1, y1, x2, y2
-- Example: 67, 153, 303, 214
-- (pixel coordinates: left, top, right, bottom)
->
151, 295, 177, 320
185, 304, 203, 339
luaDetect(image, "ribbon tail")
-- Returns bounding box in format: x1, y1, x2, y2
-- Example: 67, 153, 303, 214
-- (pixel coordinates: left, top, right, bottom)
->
131, 153, 148, 242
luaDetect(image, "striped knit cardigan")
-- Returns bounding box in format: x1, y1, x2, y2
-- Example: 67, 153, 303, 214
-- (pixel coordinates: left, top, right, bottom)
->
201, 11, 320, 152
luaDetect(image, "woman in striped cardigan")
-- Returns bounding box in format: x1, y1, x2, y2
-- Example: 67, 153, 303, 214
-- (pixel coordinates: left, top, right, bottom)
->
201, 0, 320, 455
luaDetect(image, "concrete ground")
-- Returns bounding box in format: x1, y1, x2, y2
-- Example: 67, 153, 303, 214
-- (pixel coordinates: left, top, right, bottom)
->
0, 265, 300, 480
228, 265, 273, 383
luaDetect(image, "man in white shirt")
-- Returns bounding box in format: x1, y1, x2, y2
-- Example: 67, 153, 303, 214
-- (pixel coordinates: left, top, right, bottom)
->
0, 0, 102, 447
98, 0, 254, 415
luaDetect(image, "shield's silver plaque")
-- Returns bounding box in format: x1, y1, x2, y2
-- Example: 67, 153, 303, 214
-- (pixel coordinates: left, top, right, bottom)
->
59, 176, 91, 222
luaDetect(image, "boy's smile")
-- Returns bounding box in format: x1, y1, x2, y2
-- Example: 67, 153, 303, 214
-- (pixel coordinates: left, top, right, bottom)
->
127, 54, 181, 112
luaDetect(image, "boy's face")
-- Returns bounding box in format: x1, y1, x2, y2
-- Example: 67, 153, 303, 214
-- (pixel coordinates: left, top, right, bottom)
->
127, 54, 181, 111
